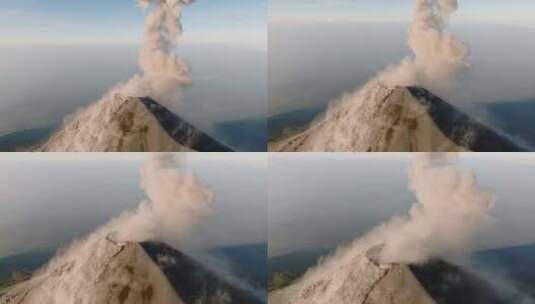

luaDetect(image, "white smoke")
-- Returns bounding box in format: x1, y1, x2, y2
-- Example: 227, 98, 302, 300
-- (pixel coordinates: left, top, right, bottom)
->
111, 153, 214, 246
372, 153, 494, 264
54, 152, 214, 255
39, 0, 193, 151
120, 0, 193, 104
348, 154, 494, 265
343, 154, 494, 265
379, 0, 470, 95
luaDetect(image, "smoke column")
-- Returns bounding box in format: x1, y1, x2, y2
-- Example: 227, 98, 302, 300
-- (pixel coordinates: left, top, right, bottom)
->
54, 152, 214, 255
110, 153, 214, 246
379, 0, 470, 95
373, 153, 494, 264
39, 0, 194, 151
323, 154, 494, 266
120, 0, 194, 104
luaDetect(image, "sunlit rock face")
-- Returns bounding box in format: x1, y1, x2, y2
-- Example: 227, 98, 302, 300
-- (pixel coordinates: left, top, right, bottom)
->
37, 95, 232, 152
0, 239, 181, 304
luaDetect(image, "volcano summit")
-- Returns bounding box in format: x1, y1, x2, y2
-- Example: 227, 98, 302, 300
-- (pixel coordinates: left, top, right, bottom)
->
271, 84, 525, 152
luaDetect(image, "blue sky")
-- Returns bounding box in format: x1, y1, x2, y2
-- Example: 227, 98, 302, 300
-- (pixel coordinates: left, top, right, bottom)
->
0, 0, 267, 46
271, 0, 535, 26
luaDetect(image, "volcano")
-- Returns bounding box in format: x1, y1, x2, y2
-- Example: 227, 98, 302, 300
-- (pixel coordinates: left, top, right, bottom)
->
268, 245, 514, 304
0, 238, 262, 304
36, 95, 233, 152
268, 246, 435, 304
271, 84, 526, 152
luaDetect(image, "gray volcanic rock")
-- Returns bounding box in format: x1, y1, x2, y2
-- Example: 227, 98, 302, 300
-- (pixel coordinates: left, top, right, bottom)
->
36, 95, 232, 152
272, 84, 525, 152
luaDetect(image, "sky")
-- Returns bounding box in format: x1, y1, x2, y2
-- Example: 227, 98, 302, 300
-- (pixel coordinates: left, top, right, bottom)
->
0, 1, 268, 138
0, 0, 267, 47
269, 1, 535, 115
271, 0, 535, 26
269, 153, 535, 257
0, 153, 268, 259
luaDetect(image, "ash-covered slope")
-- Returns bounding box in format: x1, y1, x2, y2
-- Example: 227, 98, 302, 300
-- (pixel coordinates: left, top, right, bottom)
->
0, 239, 263, 304
268, 244, 518, 304
36, 95, 232, 152
272, 84, 525, 152
0, 238, 181, 304
268, 246, 436, 304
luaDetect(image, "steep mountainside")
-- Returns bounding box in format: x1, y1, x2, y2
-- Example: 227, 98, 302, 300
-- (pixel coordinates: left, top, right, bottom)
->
37, 95, 232, 152
269, 246, 435, 304
0, 238, 180, 304
272, 84, 525, 152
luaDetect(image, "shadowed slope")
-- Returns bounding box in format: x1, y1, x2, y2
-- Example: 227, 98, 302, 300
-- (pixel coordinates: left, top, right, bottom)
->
406, 87, 523, 152
141, 242, 264, 304
138, 98, 233, 152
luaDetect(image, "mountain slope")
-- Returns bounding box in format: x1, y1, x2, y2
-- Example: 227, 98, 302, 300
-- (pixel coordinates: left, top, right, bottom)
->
271, 84, 525, 152
142, 242, 264, 304
0, 238, 181, 304
268, 243, 528, 304
0, 239, 264, 304
268, 246, 435, 304
36, 95, 232, 152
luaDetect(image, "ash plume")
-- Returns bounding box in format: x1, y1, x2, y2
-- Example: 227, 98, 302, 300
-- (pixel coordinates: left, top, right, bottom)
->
111, 153, 214, 246
42, 0, 194, 151
292, 154, 494, 289
122, 0, 194, 104
379, 0, 470, 95
372, 153, 494, 264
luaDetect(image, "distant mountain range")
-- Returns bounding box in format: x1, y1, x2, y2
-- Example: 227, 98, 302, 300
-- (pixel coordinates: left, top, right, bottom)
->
0, 127, 56, 152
